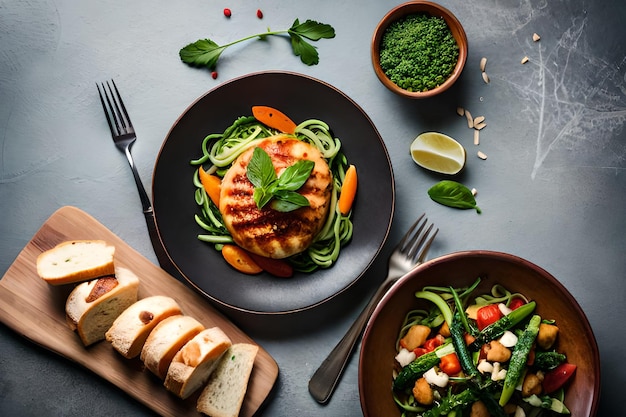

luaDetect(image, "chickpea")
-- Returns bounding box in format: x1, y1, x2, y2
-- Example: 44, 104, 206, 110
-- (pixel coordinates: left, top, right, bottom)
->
439, 321, 451, 337
522, 373, 543, 397
537, 323, 559, 350
470, 400, 490, 417
503, 403, 518, 414
485, 340, 511, 363
400, 325, 431, 351
412, 377, 434, 405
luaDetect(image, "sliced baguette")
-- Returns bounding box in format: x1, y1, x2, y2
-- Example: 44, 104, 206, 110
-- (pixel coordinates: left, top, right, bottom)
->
105, 295, 183, 359
164, 327, 232, 399
196, 343, 258, 417
141, 315, 204, 379
65, 266, 140, 346
37, 240, 116, 285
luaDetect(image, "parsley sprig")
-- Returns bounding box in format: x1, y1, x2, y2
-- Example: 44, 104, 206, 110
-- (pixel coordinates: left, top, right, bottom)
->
247, 147, 314, 212
179, 18, 335, 70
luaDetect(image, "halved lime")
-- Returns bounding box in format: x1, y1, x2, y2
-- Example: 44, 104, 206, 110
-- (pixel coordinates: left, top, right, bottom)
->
410, 132, 466, 175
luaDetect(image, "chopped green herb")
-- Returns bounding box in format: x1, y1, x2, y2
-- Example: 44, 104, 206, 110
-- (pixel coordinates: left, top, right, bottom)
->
379, 14, 459, 92
180, 18, 335, 71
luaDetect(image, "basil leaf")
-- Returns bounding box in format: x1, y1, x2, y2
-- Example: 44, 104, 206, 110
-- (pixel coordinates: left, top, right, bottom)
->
270, 200, 301, 212
271, 190, 310, 212
254, 187, 274, 209
247, 147, 277, 188
428, 180, 481, 214
277, 160, 315, 190
275, 189, 310, 205
247, 146, 313, 210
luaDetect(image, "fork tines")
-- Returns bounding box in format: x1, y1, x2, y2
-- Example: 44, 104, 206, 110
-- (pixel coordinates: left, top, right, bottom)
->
402, 215, 439, 264
96, 80, 134, 139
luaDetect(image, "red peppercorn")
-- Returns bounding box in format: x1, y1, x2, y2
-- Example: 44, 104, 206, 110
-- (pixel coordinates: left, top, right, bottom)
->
223, 8, 231, 18
256, 9, 263, 19
211, 71, 218, 79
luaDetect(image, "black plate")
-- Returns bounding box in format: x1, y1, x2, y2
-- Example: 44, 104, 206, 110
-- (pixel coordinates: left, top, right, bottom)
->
152, 71, 394, 314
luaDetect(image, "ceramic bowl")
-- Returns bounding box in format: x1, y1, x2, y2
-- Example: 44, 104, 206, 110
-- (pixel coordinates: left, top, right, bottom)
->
371, 1, 468, 98
359, 250, 600, 416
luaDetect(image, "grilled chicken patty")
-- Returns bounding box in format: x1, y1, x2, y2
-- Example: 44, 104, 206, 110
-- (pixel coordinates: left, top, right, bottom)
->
219, 135, 333, 259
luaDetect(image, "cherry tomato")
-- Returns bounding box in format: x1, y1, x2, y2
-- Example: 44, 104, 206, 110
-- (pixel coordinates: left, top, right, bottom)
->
543, 363, 577, 393
476, 304, 503, 331
423, 334, 445, 352
247, 252, 294, 278
440, 353, 462, 376
509, 297, 526, 310
412, 347, 429, 358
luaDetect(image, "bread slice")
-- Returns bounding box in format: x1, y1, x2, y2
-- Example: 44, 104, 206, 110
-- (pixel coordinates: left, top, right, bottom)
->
105, 295, 183, 359
164, 327, 232, 399
37, 240, 115, 285
141, 315, 204, 379
65, 267, 140, 346
196, 343, 259, 417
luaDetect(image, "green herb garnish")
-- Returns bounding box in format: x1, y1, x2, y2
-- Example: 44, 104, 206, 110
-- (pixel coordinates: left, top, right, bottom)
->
180, 18, 335, 70
379, 14, 459, 92
247, 147, 314, 212
428, 180, 481, 213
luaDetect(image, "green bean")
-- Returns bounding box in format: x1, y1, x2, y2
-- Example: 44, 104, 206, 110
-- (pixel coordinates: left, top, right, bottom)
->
499, 314, 541, 406
450, 311, 477, 377
450, 286, 472, 334
393, 342, 455, 390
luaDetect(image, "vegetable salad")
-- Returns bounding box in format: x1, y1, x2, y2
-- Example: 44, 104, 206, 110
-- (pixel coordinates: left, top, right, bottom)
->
392, 278, 576, 416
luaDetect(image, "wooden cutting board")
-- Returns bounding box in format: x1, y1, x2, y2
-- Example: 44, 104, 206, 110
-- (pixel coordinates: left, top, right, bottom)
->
0, 206, 278, 417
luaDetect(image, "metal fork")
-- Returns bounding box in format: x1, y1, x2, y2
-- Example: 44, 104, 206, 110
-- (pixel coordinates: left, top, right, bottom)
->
308, 213, 438, 404
96, 80, 182, 280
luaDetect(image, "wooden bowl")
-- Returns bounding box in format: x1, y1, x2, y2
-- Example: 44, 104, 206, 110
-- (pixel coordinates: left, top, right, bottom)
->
359, 250, 600, 416
371, 1, 468, 98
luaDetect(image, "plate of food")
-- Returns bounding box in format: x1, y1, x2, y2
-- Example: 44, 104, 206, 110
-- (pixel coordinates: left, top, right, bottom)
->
359, 250, 600, 417
152, 71, 395, 314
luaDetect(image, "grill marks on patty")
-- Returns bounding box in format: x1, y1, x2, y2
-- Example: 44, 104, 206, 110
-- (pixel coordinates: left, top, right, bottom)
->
219, 136, 333, 259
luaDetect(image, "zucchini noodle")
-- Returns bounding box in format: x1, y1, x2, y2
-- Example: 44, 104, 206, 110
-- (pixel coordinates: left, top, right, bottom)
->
472, 284, 529, 307
190, 114, 354, 272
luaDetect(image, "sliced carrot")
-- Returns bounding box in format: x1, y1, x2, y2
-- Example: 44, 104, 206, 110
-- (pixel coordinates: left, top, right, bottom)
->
338, 164, 358, 215
248, 251, 294, 278
198, 166, 221, 207
222, 245, 262, 275
252, 105, 297, 134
